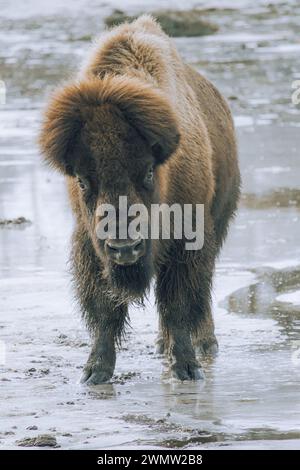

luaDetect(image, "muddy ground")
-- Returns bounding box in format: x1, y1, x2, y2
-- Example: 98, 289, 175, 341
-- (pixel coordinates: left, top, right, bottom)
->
0, 0, 299, 449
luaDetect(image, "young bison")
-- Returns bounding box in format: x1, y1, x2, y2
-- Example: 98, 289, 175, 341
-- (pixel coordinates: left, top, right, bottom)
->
39, 15, 240, 383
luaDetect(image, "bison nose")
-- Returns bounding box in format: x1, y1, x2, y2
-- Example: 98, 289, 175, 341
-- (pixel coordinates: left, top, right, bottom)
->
105, 237, 145, 265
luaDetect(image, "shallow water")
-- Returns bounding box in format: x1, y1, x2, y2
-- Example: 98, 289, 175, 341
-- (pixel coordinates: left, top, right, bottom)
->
0, 0, 299, 449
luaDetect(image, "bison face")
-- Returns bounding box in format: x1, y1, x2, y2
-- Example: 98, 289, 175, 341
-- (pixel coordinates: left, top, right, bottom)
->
72, 104, 158, 298
39, 76, 180, 299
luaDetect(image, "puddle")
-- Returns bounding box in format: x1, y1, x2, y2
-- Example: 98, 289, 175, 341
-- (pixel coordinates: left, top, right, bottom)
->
241, 189, 300, 210
222, 267, 300, 342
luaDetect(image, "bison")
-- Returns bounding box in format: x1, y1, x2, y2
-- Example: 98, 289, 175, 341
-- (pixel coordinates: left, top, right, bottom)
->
39, 15, 240, 383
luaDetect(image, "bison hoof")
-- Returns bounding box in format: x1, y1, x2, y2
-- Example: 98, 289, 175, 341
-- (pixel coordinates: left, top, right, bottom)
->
171, 362, 205, 381
80, 362, 114, 385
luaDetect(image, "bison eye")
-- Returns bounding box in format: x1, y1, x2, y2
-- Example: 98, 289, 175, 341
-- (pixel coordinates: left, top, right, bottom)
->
143, 166, 154, 189
76, 176, 89, 192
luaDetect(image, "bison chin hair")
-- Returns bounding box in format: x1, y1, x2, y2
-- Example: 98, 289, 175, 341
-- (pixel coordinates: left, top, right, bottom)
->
104, 249, 154, 306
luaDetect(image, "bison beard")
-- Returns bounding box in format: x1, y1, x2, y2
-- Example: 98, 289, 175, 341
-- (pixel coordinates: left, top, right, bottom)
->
106, 246, 153, 303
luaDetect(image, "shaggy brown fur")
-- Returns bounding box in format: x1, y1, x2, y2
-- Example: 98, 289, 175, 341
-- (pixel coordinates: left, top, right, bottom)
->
39, 15, 240, 383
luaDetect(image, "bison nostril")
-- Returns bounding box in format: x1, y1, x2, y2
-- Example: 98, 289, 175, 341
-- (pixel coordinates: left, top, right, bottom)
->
107, 244, 118, 253
132, 237, 144, 251
105, 241, 120, 256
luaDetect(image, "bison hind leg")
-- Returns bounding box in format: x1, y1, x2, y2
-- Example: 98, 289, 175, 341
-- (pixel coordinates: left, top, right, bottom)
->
193, 334, 219, 357
192, 307, 219, 357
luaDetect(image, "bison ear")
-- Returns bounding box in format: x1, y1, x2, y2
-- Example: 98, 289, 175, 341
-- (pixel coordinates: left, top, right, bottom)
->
38, 83, 82, 175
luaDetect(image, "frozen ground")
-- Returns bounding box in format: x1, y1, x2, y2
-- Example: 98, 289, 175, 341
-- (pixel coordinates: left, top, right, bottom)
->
0, 0, 300, 449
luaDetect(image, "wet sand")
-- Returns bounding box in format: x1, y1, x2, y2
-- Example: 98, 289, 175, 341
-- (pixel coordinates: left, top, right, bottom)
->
0, 0, 299, 449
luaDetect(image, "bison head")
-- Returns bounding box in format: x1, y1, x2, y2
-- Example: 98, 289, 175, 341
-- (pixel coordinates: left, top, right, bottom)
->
39, 75, 180, 299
